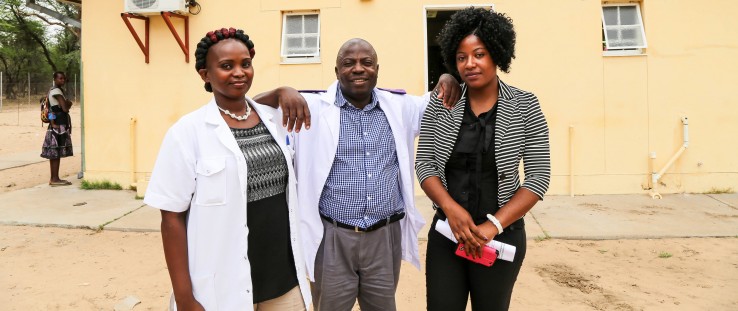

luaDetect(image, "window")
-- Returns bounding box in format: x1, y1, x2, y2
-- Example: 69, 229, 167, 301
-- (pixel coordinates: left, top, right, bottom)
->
601, 4, 647, 54
281, 12, 320, 63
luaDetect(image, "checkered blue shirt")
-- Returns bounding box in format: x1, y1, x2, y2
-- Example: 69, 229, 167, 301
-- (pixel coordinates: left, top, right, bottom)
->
318, 88, 405, 228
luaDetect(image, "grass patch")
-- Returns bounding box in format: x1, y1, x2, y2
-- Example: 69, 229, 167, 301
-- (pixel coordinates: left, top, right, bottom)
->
703, 187, 734, 194
598, 249, 608, 254
80, 179, 123, 190
658, 252, 672, 258
128, 185, 137, 191
534, 235, 550, 242
135, 195, 144, 200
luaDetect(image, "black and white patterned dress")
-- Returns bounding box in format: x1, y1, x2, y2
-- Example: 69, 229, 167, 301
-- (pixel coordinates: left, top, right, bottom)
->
231, 121, 298, 303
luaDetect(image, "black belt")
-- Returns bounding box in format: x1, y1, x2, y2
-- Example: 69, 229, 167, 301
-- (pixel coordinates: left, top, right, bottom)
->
435, 210, 525, 231
321, 212, 405, 232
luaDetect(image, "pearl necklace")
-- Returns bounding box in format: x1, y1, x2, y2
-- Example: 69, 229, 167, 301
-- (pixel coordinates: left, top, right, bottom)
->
217, 102, 251, 121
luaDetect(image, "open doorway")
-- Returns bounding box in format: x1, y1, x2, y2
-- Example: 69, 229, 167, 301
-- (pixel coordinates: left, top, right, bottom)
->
424, 5, 494, 91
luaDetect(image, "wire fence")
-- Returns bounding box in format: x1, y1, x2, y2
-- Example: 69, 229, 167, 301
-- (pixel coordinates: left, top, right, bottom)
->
0, 71, 80, 113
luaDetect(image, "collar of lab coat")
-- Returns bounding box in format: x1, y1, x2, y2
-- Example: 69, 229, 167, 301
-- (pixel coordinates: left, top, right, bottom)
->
319, 81, 340, 107
319, 80, 399, 111
316, 81, 402, 150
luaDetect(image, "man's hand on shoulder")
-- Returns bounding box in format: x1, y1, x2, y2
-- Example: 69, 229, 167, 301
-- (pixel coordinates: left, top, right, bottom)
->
433, 74, 461, 109
276, 87, 311, 133
254, 87, 311, 132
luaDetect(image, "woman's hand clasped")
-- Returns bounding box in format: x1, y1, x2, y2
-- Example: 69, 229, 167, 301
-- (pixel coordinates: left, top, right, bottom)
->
443, 203, 488, 258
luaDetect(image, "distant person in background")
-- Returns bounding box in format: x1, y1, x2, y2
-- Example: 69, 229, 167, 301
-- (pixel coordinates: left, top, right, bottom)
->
40, 71, 74, 186
416, 7, 551, 310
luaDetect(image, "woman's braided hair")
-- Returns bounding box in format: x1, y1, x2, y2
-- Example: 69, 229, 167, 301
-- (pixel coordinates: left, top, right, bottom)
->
195, 27, 256, 92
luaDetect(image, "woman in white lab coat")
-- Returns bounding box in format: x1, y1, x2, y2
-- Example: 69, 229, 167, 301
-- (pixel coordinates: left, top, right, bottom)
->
144, 27, 310, 311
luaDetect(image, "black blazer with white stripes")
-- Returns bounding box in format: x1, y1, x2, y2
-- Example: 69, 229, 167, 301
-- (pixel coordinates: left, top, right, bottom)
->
415, 79, 551, 210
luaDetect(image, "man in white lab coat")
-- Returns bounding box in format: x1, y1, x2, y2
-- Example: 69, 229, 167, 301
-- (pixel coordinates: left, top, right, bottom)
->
255, 38, 459, 311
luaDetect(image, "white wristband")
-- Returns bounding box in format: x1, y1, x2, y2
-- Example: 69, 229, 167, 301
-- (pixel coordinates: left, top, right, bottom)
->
486, 214, 503, 235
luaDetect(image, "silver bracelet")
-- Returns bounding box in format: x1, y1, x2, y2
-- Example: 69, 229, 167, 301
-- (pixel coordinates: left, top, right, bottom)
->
486, 213, 503, 235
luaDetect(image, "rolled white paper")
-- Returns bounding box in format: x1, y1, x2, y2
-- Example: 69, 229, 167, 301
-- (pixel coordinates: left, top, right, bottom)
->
435, 219, 516, 262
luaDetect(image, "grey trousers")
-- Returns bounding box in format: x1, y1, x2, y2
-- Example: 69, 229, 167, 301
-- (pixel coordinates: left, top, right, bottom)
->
311, 218, 402, 311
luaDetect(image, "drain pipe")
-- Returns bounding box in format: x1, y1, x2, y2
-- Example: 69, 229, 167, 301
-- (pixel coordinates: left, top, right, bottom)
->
649, 117, 689, 199
130, 117, 137, 189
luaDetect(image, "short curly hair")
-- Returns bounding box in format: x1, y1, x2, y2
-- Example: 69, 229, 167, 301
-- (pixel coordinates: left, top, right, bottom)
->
437, 7, 516, 74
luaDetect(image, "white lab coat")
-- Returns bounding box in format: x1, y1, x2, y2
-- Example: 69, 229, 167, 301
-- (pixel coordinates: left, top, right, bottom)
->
293, 81, 429, 281
144, 97, 311, 310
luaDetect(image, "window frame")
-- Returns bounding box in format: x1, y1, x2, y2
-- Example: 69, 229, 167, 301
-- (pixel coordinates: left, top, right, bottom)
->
601, 3, 648, 53
280, 11, 321, 64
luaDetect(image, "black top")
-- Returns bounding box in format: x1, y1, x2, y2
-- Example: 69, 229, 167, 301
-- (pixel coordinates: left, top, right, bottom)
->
231, 125, 298, 303
49, 105, 70, 126
49, 88, 70, 127
246, 192, 298, 302
443, 100, 500, 225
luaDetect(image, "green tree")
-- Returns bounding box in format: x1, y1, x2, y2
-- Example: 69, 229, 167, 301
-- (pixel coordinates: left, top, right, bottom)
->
0, 0, 80, 98
0, 2, 45, 99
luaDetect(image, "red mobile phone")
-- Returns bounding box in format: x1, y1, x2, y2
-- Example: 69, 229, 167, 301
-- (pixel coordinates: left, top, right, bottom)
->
455, 243, 498, 267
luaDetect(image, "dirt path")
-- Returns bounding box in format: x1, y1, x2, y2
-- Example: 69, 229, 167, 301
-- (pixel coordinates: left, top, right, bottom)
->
1, 226, 736, 310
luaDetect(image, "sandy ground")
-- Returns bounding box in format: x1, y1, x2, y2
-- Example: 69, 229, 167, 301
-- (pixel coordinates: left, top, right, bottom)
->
2, 103, 738, 310
1, 226, 737, 311
0, 104, 81, 193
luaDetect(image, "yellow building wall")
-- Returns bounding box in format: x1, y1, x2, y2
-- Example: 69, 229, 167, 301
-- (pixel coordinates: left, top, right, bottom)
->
82, 0, 738, 196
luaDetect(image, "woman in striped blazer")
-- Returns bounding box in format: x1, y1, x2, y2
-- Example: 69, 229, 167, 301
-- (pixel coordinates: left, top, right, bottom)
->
415, 8, 550, 311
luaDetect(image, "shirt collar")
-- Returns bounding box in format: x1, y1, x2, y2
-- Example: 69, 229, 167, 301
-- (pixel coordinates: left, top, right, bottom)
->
335, 86, 379, 111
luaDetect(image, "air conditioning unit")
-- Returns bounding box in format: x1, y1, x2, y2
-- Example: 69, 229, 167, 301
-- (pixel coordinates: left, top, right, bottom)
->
124, 0, 188, 15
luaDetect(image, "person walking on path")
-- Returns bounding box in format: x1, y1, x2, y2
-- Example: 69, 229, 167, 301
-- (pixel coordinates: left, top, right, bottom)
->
40, 71, 74, 186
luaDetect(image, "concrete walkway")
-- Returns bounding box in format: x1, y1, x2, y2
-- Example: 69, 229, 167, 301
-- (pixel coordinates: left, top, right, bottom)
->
1, 174, 737, 240
0, 150, 49, 170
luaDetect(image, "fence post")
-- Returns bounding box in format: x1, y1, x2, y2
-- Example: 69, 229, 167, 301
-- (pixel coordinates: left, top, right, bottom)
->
27, 73, 31, 107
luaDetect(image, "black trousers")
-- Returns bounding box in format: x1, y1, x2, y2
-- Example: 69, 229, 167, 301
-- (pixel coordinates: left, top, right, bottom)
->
426, 216, 526, 311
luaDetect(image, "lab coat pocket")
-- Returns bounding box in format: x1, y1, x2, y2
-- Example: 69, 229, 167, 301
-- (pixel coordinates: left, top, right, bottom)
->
191, 273, 218, 310
195, 157, 227, 206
